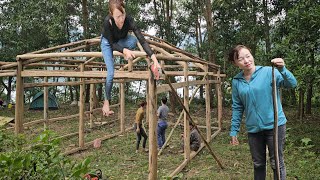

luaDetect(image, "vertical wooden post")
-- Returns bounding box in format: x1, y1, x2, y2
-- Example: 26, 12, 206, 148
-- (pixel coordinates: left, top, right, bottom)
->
205, 65, 211, 141
44, 77, 49, 129
79, 63, 85, 148
89, 83, 95, 128
15, 59, 24, 134
148, 62, 158, 180
146, 82, 149, 124
216, 69, 222, 129
183, 62, 190, 160
160, 60, 165, 70
120, 82, 125, 133
128, 59, 133, 72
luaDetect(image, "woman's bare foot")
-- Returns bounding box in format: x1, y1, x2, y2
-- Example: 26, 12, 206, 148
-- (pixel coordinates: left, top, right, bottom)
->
102, 100, 114, 116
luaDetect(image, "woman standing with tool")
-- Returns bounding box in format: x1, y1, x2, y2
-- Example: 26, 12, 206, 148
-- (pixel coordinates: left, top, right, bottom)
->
228, 45, 297, 180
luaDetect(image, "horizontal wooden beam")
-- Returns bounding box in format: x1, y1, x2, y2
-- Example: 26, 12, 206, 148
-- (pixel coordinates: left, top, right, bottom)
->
21, 70, 150, 79
62, 127, 133, 156
156, 80, 219, 94
17, 51, 140, 59
24, 79, 130, 88
0, 72, 16, 77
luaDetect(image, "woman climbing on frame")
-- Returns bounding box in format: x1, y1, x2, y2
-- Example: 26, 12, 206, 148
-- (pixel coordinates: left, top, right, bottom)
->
228, 45, 297, 180
101, 0, 161, 116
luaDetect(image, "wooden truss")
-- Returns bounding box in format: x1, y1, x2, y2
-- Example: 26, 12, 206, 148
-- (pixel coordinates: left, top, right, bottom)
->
0, 33, 225, 179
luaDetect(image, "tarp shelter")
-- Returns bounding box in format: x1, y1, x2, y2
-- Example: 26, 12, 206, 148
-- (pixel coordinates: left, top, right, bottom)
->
29, 92, 59, 110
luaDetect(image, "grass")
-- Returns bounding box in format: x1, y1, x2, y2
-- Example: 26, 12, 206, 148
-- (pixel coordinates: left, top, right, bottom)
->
1, 104, 319, 179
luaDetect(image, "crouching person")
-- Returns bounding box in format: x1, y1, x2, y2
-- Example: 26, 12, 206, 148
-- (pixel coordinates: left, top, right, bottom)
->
180, 123, 201, 153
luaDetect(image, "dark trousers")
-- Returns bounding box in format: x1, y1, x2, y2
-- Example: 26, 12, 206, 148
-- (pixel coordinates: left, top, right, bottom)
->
248, 124, 286, 180
134, 123, 147, 150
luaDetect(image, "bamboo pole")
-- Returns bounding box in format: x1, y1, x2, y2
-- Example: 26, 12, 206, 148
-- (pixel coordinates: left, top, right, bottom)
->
15, 60, 24, 134
79, 63, 85, 148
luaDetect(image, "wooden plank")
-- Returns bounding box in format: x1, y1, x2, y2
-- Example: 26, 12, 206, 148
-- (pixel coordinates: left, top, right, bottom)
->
0, 116, 14, 127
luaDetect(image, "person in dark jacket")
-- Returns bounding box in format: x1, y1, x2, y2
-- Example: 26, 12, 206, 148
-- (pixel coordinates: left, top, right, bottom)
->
101, 0, 160, 116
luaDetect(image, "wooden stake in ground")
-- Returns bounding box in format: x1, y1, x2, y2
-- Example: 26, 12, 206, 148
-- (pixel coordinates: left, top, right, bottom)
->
272, 65, 281, 180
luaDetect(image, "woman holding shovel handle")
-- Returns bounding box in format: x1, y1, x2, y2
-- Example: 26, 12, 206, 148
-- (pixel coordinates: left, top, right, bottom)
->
228, 45, 297, 180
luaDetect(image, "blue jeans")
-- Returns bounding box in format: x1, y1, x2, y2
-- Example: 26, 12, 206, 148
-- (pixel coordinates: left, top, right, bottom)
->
248, 124, 286, 180
157, 120, 168, 148
100, 35, 137, 100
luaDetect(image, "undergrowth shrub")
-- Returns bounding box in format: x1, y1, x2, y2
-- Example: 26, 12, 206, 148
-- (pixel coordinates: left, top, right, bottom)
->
0, 130, 91, 179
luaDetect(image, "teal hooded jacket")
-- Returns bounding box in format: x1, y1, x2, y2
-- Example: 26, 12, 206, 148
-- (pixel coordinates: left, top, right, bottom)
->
230, 66, 297, 137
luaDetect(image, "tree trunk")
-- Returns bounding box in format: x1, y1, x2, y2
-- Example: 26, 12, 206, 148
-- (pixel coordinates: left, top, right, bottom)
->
195, 4, 204, 100
203, 0, 216, 108
169, 76, 177, 114
290, 89, 296, 106
82, 0, 90, 103
153, 0, 163, 38
98, 84, 103, 102
298, 89, 304, 120
306, 82, 312, 115
7, 77, 13, 103
263, 0, 271, 57
204, 0, 215, 64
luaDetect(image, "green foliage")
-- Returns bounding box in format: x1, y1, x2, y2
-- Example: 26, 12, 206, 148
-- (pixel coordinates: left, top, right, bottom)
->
0, 130, 91, 179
